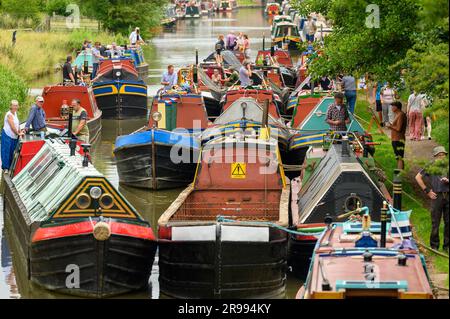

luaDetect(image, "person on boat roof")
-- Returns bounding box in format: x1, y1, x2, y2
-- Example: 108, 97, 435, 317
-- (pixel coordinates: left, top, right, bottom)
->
91, 42, 102, 79
326, 92, 350, 132
226, 30, 237, 50
215, 34, 225, 66
223, 66, 240, 87
1, 100, 24, 173
108, 42, 123, 58
71, 99, 90, 143
211, 69, 223, 87
161, 65, 178, 91
63, 55, 75, 85
24, 96, 47, 133
129, 27, 145, 46
239, 60, 252, 88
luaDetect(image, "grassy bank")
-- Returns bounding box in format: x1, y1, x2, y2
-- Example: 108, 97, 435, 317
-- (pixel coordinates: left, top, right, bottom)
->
0, 30, 125, 83
0, 29, 126, 120
355, 96, 449, 288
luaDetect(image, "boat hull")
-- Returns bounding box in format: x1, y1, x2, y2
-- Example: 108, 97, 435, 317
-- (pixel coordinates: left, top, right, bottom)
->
2, 174, 157, 298
288, 236, 316, 279
114, 130, 199, 190
93, 82, 147, 119
159, 227, 287, 299
30, 232, 157, 298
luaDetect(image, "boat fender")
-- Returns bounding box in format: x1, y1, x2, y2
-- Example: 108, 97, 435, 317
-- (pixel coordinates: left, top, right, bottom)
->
93, 221, 111, 241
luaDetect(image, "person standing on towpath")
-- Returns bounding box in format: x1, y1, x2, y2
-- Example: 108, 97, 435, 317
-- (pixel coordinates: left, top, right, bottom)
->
415, 146, 449, 252
386, 101, 407, 170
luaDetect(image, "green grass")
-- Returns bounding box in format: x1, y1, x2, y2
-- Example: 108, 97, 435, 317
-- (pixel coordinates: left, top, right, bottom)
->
355, 96, 449, 287
237, 0, 260, 7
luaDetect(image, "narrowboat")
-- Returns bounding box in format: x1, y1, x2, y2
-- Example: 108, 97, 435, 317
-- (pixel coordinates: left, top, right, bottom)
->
185, 1, 201, 18
271, 21, 301, 50
114, 90, 209, 190
200, 1, 214, 15
2, 138, 157, 298
289, 139, 389, 277
201, 97, 291, 163
217, 0, 232, 11
158, 134, 290, 299
74, 49, 93, 74
92, 58, 147, 119
40, 85, 102, 144
126, 47, 150, 81
162, 4, 177, 27
286, 96, 372, 177
265, 2, 281, 16
297, 206, 433, 299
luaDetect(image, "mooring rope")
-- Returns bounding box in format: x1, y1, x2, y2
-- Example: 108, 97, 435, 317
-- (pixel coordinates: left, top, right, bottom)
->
216, 215, 326, 237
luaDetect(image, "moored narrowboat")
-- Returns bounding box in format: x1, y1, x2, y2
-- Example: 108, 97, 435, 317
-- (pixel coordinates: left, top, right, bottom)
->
185, 1, 201, 18
288, 140, 390, 277
271, 21, 301, 50
297, 206, 433, 299
158, 135, 289, 298
92, 59, 147, 119
265, 2, 281, 16
2, 138, 157, 298
40, 85, 102, 144
113, 90, 209, 190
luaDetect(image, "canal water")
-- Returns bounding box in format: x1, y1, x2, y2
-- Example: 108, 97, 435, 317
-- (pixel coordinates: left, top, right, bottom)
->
0, 8, 303, 299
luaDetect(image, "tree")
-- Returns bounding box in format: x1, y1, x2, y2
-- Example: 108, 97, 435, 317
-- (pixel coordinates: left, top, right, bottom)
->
1, 0, 40, 20
77, 0, 167, 37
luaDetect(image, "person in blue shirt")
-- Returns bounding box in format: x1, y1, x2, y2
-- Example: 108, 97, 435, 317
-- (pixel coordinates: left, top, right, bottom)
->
373, 81, 385, 125
24, 96, 47, 132
161, 65, 178, 91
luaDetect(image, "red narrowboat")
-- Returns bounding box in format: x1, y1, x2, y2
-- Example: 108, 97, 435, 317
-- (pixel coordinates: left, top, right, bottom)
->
158, 135, 289, 298
297, 207, 433, 299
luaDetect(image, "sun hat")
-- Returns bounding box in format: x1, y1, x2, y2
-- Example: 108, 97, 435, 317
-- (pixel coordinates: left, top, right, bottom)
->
432, 146, 448, 157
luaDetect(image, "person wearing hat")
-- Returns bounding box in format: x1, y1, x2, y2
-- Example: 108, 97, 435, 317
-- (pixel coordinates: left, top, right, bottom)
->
386, 101, 407, 170
415, 146, 449, 252
24, 96, 47, 133
325, 92, 350, 132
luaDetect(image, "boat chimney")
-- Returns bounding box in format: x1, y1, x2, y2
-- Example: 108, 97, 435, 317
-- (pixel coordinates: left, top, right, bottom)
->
193, 49, 198, 85
393, 169, 402, 210
270, 45, 275, 57
69, 138, 77, 156
341, 135, 350, 157
262, 33, 265, 51
380, 201, 388, 248
81, 144, 91, 167
397, 253, 407, 266
67, 104, 74, 138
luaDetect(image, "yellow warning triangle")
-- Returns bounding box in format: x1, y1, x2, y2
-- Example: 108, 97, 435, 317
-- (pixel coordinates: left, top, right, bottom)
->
231, 163, 246, 179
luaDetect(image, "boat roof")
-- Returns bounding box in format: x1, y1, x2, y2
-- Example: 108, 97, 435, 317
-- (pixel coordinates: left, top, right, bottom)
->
297, 144, 385, 224
298, 97, 365, 133
214, 97, 283, 126
12, 139, 140, 222
304, 223, 433, 298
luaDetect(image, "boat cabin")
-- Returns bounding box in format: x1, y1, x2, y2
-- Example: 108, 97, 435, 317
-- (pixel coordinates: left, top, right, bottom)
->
149, 92, 209, 130
256, 49, 294, 68
41, 85, 102, 143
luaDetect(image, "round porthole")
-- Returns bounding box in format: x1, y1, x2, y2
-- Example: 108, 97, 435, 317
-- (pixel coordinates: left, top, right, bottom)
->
344, 194, 362, 212
76, 193, 91, 209
99, 193, 114, 209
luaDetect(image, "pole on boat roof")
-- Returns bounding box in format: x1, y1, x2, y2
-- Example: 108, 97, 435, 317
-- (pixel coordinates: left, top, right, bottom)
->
270, 45, 275, 56
151, 128, 157, 190
380, 201, 388, 248
262, 99, 269, 128
193, 49, 199, 87
393, 169, 402, 210
67, 104, 73, 138
262, 33, 265, 51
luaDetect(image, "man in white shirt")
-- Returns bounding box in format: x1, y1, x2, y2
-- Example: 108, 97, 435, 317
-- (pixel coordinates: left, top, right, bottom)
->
161, 65, 178, 91
129, 27, 144, 46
